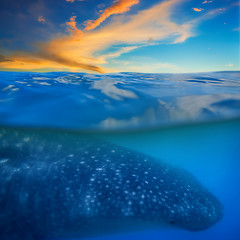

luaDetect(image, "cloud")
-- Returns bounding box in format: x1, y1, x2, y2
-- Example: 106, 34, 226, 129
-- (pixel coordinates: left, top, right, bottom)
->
85, 0, 139, 30
202, 1, 213, 4
112, 60, 180, 73
226, 64, 234, 67
192, 7, 225, 21
41, 0, 195, 67
99, 46, 142, 60
0, 0, 229, 73
66, 0, 85, 2
0, 52, 106, 73
193, 8, 204, 12
0, 54, 13, 62
37, 16, 46, 23
66, 16, 83, 37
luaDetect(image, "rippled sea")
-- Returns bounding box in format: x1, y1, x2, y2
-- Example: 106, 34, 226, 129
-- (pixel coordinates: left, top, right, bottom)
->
0, 71, 240, 240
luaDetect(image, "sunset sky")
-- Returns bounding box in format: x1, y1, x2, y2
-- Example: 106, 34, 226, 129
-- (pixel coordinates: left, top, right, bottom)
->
0, 0, 239, 73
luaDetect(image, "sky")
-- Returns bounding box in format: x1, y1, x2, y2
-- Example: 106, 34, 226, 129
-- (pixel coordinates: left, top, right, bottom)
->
0, 0, 239, 73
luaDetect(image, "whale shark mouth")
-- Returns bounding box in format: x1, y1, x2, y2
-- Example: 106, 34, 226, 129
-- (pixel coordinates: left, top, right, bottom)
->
0, 127, 223, 239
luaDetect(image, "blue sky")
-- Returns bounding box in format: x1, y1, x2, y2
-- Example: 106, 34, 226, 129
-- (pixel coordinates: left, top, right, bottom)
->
0, 0, 239, 73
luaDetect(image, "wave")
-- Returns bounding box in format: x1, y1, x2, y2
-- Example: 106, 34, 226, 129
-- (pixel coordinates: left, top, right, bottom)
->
0, 71, 240, 131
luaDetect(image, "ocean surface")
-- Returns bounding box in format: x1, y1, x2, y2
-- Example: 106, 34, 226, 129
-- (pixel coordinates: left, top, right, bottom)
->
0, 71, 240, 240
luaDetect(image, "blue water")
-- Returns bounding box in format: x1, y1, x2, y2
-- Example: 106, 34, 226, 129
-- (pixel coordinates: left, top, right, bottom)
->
0, 71, 240, 130
97, 119, 240, 240
0, 71, 240, 240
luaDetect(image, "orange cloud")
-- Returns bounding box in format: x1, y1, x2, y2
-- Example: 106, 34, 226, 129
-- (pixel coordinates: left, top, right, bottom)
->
0, 54, 13, 63
66, 0, 85, 2
0, 0, 228, 73
0, 53, 106, 73
38, 16, 46, 23
66, 16, 82, 37
202, 1, 213, 4
85, 0, 139, 31
38, 0, 192, 70
193, 8, 204, 12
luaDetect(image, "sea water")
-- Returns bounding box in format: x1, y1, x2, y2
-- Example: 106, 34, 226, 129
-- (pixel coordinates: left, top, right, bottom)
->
0, 71, 240, 240
97, 119, 240, 240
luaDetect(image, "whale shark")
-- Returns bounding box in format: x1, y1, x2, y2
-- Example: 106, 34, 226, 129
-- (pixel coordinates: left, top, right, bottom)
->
0, 127, 223, 239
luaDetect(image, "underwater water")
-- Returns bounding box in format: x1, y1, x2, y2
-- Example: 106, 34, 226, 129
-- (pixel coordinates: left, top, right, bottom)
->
0, 71, 240, 240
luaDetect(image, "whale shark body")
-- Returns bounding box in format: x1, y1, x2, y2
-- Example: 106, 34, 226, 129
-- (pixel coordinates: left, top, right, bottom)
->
0, 128, 223, 239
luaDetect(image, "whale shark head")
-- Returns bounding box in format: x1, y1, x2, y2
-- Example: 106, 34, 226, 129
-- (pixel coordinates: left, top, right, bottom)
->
137, 164, 224, 232
160, 188, 223, 231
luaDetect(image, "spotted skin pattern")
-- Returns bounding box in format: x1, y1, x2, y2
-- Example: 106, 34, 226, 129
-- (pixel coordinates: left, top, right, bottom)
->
0, 128, 223, 239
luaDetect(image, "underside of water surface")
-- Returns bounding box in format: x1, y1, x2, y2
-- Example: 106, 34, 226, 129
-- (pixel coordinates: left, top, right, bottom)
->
0, 71, 239, 131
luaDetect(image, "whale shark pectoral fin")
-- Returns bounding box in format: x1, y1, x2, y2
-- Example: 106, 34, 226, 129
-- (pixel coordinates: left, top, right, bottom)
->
0, 218, 43, 240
